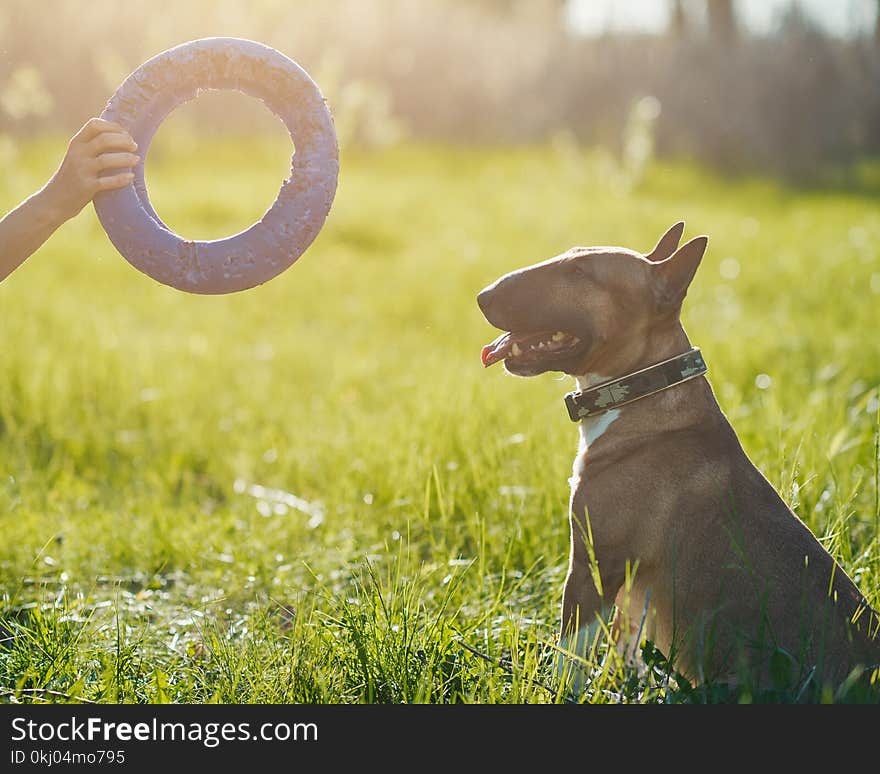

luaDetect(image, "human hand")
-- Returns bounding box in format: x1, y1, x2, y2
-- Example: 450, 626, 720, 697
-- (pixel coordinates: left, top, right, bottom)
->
44, 117, 140, 221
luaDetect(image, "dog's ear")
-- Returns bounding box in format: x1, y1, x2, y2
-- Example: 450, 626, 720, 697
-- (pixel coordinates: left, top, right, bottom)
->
645, 221, 685, 263
653, 235, 708, 308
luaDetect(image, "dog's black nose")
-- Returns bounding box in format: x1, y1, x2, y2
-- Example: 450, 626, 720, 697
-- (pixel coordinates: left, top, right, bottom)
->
477, 286, 496, 316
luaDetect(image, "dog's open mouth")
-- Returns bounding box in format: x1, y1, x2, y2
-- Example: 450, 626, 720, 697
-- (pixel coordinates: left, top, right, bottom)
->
481, 330, 584, 370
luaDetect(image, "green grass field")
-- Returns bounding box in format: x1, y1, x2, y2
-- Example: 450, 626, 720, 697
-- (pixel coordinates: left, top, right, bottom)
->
1, 135, 879, 703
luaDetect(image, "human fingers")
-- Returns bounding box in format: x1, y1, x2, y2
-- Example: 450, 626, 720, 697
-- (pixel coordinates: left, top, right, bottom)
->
95, 152, 141, 171
75, 117, 129, 142
94, 171, 136, 191
86, 131, 138, 156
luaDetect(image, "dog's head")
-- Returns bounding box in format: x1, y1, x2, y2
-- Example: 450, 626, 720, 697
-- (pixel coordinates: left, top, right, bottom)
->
477, 222, 708, 377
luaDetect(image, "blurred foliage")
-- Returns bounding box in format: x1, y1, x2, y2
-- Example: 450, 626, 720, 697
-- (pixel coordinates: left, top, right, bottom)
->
1, 0, 879, 177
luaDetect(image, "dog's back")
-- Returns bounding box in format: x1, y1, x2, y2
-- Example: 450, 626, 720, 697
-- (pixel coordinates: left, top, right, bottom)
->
596, 407, 880, 685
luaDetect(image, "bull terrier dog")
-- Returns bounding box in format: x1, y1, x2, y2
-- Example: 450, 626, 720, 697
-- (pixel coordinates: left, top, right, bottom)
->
477, 222, 880, 692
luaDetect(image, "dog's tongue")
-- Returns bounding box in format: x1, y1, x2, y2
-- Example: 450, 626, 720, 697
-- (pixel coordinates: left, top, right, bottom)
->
481, 332, 515, 367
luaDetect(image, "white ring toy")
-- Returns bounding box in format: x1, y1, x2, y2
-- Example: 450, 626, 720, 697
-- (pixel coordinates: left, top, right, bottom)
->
94, 38, 338, 294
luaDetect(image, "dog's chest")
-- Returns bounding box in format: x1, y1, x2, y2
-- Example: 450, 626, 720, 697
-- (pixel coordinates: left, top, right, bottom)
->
569, 373, 621, 492
569, 409, 620, 491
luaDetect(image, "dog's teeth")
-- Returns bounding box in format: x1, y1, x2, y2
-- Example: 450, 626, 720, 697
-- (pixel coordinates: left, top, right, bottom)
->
552, 332, 566, 342
511, 343, 522, 356
537, 341, 546, 349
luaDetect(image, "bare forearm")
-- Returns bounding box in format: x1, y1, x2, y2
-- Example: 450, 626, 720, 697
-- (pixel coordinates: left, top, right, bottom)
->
0, 184, 68, 282
0, 118, 137, 284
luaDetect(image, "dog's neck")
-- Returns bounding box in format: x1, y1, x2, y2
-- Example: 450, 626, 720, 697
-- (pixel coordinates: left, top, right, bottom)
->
572, 325, 722, 460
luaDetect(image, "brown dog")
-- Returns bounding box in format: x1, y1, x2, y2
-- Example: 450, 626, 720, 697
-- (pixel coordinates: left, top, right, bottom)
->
477, 222, 880, 691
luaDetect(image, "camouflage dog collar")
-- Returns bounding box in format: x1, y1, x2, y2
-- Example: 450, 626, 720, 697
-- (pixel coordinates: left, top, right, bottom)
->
564, 348, 708, 422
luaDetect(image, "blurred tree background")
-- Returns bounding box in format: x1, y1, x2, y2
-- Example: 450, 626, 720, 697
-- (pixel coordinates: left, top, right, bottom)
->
1, 0, 879, 179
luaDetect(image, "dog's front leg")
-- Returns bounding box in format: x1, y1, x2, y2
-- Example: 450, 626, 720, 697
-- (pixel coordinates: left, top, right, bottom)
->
557, 556, 618, 696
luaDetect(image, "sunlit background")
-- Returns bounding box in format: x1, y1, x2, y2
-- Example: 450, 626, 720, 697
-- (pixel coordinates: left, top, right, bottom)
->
2, 0, 880, 179
568, 0, 875, 37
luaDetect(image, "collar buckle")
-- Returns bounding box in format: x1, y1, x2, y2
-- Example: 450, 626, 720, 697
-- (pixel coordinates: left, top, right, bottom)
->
564, 391, 582, 422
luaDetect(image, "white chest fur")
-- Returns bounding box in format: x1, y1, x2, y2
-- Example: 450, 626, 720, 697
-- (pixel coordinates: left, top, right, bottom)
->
581, 408, 621, 447
570, 373, 620, 487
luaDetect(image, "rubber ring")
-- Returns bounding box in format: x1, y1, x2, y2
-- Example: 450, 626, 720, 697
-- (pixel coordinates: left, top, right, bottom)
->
93, 37, 338, 294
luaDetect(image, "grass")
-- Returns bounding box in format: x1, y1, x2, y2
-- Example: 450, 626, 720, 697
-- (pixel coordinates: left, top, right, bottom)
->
1, 133, 879, 703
